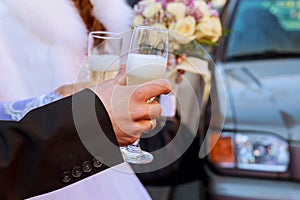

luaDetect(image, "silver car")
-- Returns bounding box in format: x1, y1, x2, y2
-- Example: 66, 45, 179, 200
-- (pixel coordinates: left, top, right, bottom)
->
203, 0, 300, 199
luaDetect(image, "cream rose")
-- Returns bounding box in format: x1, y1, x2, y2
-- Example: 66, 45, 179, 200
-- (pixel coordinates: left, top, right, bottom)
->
166, 2, 186, 20
194, 0, 210, 18
143, 2, 162, 18
133, 15, 144, 26
196, 17, 222, 42
211, 0, 227, 9
170, 16, 196, 44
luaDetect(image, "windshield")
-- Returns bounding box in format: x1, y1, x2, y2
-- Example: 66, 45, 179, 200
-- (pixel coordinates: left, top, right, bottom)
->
226, 0, 300, 61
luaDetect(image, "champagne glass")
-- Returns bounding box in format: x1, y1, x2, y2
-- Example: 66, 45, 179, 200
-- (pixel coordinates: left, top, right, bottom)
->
121, 26, 169, 164
87, 31, 122, 83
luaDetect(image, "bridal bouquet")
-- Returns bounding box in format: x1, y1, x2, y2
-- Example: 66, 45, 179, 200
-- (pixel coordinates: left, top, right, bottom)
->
132, 0, 223, 117
132, 0, 223, 49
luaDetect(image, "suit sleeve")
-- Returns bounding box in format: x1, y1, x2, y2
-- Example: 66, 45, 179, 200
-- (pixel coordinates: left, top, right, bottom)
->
0, 89, 123, 200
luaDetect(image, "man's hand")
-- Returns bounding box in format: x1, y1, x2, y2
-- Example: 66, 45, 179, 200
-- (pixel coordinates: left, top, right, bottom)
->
93, 65, 171, 146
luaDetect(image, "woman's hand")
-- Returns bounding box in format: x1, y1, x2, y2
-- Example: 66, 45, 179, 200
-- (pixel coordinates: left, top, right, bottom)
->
54, 82, 94, 98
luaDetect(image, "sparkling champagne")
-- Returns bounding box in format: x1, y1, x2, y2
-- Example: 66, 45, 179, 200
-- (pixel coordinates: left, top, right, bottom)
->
88, 54, 120, 83
126, 53, 167, 85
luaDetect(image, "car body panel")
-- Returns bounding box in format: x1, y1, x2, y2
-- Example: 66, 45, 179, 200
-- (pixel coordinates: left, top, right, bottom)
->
223, 59, 300, 141
208, 172, 300, 200
203, 0, 300, 199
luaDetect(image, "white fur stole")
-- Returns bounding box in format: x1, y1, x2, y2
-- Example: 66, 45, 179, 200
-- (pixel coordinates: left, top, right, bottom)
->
0, 0, 133, 101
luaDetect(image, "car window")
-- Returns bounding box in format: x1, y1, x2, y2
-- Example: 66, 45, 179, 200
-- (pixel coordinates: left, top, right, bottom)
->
226, 0, 300, 61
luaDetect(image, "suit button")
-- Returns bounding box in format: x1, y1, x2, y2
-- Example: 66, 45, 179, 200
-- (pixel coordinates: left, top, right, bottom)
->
82, 161, 92, 173
72, 166, 82, 178
92, 158, 103, 168
61, 171, 72, 183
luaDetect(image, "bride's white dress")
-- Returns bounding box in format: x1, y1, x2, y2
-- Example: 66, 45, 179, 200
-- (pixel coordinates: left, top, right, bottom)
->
0, 0, 151, 199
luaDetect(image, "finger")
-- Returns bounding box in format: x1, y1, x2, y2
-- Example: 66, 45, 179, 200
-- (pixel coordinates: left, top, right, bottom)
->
134, 79, 171, 101
149, 119, 156, 131
114, 64, 126, 85
138, 119, 157, 133
117, 135, 139, 146
130, 101, 162, 121
148, 103, 162, 119
177, 69, 186, 74
175, 73, 183, 83
117, 64, 126, 76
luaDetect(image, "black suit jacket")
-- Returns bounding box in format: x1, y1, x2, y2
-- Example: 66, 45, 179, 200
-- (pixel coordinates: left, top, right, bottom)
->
0, 89, 123, 200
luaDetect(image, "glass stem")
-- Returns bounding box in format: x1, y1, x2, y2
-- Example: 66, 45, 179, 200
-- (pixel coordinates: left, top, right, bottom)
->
132, 139, 140, 147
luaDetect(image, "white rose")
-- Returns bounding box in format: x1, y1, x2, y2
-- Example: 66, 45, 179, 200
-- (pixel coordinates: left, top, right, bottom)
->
166, 2, 186, 20
196, 17, 222, 42
133, 15, 144, 26
143, 2, 162, 18
194, 0, 210, 18
170, 16, 196, 44
211, 0, 227, 9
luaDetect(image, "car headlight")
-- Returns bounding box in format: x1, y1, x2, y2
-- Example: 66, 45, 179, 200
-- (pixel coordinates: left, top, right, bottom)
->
209, 132, 290, 172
